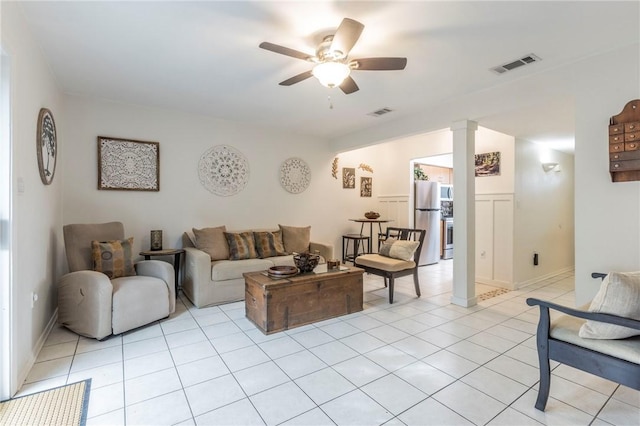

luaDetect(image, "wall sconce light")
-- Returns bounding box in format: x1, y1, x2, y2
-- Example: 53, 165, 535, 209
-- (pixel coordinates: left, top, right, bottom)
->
542, 162, 560, 173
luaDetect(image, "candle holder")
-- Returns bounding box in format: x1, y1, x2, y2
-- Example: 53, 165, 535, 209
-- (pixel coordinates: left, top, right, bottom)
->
150, 230, 163, 251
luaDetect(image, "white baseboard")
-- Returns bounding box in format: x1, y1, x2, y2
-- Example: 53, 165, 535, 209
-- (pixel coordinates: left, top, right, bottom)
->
515, 267, 575, 289
14, 309, 58, 396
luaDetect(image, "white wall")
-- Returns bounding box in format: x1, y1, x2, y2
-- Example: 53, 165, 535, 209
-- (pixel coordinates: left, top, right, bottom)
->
514, 139, 575, 286
62, 95, 344, 257
574, 44, 640, 304
335, 129, 452, 234
1, 2, 65, 395
475, 127, 515, 195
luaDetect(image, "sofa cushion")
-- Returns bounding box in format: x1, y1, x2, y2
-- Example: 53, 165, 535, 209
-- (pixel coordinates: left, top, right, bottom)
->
254, 230, 288, 258
279, 224, 310, 254
91, 237, 136, 279
379, 238, 420, 261
553, 314, 640, 364
579, 271, 640, 339
356, 253, 415, 272
224, 231, 259, 260
211, 258, 273, 281
193, 226, 229, 261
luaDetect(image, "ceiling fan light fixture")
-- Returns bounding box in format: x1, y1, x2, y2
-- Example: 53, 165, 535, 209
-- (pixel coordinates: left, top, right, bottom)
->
312, 62, 351, 88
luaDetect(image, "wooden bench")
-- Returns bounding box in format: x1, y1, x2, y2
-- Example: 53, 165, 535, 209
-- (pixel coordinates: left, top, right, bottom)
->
526, 273, 640, 411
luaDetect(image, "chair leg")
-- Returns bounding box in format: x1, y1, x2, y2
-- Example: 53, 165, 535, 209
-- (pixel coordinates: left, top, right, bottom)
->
388, 276, 395, 304
413, 270, 421, 297
534, 306, 552, 411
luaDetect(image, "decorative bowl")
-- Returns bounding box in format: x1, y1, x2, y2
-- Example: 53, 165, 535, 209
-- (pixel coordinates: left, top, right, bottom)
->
364, 211, 380, 219
267, 265, 298, 278
293, 252, 320, 273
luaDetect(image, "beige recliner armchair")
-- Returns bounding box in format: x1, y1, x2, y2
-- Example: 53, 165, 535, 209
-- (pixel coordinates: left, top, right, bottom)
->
58, 222, 175, 340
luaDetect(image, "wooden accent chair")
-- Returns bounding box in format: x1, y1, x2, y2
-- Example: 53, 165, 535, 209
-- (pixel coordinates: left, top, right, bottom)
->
526, 272, 640, 411
355, 227, 425, 304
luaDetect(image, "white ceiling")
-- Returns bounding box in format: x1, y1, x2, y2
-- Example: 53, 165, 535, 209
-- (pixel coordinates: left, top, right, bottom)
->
17, 1, 640, 153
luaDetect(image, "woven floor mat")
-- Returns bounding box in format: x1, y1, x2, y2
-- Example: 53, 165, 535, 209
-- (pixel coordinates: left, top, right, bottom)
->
0, 379, 90, 426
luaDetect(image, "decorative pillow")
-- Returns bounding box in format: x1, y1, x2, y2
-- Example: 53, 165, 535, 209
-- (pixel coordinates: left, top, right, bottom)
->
91, 237, 136, 279
193, 226, 229, 261
254, 231, 288, 258
278, 224, 310, 254
224, 231, 258, 260
379, 238, 420, 261
579, 271, 640, 339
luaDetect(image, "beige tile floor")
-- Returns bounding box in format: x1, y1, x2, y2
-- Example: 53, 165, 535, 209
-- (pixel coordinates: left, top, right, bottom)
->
18, 260, 640, 425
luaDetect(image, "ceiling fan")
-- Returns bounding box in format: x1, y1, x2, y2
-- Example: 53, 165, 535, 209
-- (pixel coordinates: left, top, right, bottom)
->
259, 18, 407, 95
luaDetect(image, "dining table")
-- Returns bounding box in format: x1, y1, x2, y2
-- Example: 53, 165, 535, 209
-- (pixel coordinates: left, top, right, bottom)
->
348, 218, 393, 253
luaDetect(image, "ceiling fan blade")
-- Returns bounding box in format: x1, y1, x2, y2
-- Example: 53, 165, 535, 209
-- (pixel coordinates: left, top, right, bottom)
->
279, 70, 313, 86
330, 18, 364, 56
351, 57, 407, 70
259, 42, 314, 61
340, 76, 359, 94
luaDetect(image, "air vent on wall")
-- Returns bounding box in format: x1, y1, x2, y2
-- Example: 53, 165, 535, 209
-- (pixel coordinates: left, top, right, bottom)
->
367, 107, 394, 117
490, 53, 541, 75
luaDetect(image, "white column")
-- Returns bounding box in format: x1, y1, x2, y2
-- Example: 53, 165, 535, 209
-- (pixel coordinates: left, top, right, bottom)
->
451, 120, 477, 307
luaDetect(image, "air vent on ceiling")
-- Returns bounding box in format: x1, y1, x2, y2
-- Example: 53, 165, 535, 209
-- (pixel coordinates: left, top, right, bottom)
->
368, 107, 394, 117
490, 54, 541, 75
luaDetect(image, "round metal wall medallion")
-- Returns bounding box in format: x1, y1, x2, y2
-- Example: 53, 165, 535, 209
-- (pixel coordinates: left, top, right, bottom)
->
280, 157, 311, 194
198, 145, 250, 196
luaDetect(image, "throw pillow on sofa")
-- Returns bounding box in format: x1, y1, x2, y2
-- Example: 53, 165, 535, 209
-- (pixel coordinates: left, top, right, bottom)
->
279, 224, 310, 254
193, 226, 229, 261
91, 237, 137, 279
254, 230, 288, 258
224, 231, 259, 260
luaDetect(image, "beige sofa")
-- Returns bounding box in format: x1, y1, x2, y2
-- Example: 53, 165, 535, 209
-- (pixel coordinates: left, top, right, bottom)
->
182, 225, 333, 308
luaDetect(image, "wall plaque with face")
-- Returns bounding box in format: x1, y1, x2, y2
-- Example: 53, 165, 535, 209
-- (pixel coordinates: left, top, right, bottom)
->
37, 108, 57, 185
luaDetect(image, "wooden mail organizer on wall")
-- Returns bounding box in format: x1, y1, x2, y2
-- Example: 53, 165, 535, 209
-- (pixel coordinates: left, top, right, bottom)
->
609, 99, 640, 182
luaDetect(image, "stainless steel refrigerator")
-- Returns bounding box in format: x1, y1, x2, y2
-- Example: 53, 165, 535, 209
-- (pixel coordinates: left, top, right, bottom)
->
414, 181, 441, 265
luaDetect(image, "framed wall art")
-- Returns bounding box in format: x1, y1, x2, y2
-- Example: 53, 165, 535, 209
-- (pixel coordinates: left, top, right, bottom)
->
475, 151, 501, 177
342, 167, 355, 189
360, 177, 372, 197
97, 136, 160, 191
37, 108, 57, 185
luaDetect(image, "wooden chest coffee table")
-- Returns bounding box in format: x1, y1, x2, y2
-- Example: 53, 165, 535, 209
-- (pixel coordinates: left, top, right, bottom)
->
244, 265, 364, 334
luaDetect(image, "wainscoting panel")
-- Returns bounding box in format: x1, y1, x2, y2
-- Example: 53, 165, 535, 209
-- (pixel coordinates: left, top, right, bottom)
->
378, 195, 410, 231
475, 193, 514, 288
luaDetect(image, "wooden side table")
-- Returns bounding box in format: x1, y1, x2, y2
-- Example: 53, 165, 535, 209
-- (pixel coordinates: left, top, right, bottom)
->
139, 248, 185, 297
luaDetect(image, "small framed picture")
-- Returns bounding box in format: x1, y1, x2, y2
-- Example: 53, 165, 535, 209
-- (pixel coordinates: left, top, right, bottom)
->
98, 136, 160, 191
342, 167, 355, 189
361, 177, 372, 197
475, 152, 501, 177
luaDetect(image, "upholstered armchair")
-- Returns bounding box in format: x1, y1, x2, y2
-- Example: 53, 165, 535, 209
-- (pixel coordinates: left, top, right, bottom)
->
57, 222, 175, 340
